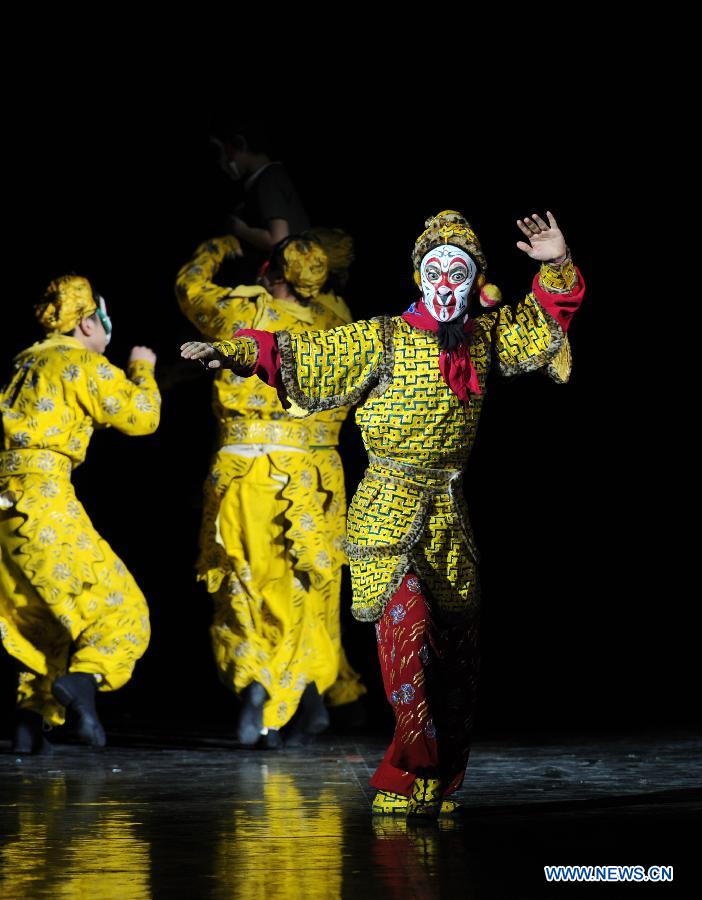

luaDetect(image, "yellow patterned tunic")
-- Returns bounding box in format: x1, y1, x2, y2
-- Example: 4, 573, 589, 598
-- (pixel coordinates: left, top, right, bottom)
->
0, 335, 160, 725
176, 237, 365, 728
271, 263, 578, 622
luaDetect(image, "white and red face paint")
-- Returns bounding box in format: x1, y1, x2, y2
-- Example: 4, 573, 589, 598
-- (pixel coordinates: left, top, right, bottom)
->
419, 245, 476, 323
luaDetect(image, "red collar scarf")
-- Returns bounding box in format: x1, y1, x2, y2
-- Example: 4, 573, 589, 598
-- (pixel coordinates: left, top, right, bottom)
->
401, 301, 481, 403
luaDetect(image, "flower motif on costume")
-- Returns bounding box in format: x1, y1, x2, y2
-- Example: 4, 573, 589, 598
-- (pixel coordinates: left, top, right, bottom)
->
400, 683, 416, 704
11, 432, 31, 448
102, 396, 121, 416
391, 690, 400, 705
76, 532, 93, 550
52, 563, 71, 581
35, 397, 55, 412
300, 513, 316, 532
38, 527, 57, 545
389, 604, 406, 625
61, 365, 80, 382
407, 577, 422, 594
234, 641, 251, 659
425, 718, 437, 739
418, 643, 430, 665
36, 452, 56, 472
96, 364, 115, 381
39, 480, 60, 498
315, 550, 331, 569
135, 393, 156, 413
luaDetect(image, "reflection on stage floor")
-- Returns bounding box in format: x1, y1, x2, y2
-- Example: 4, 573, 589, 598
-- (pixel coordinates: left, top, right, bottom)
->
1, 731, 699, 898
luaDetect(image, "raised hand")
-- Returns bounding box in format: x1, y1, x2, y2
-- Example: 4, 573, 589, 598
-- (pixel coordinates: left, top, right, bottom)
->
516, 211, 567, 262
180, 341, 225, 369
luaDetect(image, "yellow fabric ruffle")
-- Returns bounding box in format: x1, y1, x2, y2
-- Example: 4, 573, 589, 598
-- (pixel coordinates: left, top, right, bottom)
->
201, 451, 339, 728
0, 453, 150, 725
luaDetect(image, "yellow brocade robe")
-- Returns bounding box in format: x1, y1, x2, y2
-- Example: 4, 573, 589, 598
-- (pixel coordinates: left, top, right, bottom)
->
0, 335, 160, 724
274, 271, 575, 623
176, 237, 364, 728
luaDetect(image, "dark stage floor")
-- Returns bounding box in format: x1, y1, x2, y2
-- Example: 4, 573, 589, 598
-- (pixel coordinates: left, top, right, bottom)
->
0, 731, 699, 898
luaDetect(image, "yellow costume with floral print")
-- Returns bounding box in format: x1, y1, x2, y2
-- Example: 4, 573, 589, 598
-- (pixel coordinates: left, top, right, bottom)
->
0, 335, 160, 725
176, 236, 364, 730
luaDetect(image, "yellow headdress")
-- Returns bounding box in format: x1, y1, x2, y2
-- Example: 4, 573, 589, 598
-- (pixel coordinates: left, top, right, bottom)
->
412, 210, 487, 273
34, 275, 97, 334
282, 238, 329, 300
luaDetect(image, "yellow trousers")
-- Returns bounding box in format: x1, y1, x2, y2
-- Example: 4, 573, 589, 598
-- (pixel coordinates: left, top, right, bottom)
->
0, 452, 150, 725
200, 448, 363, 730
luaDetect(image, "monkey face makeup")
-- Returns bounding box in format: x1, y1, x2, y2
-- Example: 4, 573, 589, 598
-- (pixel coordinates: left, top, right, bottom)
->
419, 245, 477, 323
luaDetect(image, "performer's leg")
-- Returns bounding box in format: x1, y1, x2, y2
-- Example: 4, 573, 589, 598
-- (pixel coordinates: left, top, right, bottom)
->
15, 646, 69, 753
57, 547, 150, 747
209, 455, 337, 743
369, 572, 478, 817
68, 548, 151, 690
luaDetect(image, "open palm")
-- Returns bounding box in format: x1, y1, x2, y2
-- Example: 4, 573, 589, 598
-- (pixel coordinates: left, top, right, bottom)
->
516, 211, 567, 261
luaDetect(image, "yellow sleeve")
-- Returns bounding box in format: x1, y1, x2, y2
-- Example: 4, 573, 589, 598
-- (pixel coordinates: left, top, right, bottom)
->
489, 290, 567, 382
175, 236, 264, 341
73, 357, 161, 435
277, 317, 391, 413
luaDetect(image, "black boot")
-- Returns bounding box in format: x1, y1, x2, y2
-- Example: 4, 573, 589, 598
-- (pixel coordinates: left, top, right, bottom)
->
284, 683, 330, 746
12, 709, 52, 755
52, 673, 106, 748
237, 682, 268, 746
258, 729, 282, 750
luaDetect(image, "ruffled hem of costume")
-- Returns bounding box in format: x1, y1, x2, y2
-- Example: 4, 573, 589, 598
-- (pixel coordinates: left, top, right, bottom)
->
277, 317, 396, 412
197, 449, 340, 593
0, 476, 109, 672
496, 296, 567, 382
350, 554, 414, 622
272, 453, 337, 590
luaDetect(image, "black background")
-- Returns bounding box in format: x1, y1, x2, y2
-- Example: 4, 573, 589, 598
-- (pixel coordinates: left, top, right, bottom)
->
1, 74, 688, 740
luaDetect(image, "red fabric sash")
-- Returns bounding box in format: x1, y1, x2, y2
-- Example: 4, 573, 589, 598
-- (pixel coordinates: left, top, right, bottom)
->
401, 302, 481, 403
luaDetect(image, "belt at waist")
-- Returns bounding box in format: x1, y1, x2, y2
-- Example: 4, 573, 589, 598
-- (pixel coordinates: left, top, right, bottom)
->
365, 452, 463, 491
217, 417, 341, 449
0, 448, 73, 478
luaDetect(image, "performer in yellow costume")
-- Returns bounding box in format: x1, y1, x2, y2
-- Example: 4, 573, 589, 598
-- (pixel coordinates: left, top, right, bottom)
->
176, 233, 364, 747
0, 276, 160, 752
182, 209, 585, 814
